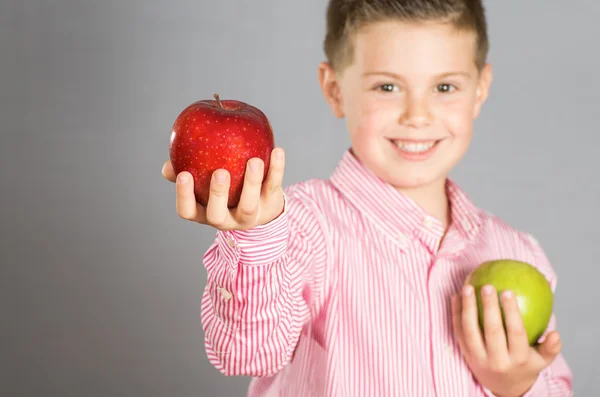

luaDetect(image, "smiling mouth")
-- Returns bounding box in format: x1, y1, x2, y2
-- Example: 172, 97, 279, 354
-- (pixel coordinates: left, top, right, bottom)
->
390, 139, 441, 153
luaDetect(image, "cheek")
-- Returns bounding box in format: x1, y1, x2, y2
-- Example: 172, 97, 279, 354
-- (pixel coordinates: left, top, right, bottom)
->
350, 96, 395, 137
439, 98, 476, 138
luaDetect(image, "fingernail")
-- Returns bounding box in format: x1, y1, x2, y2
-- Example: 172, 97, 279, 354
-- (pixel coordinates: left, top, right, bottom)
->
502, 290, 513, 299
463, 285, 473, 296
275, 149, 283, 160
215, 171, 227, 183
482, 285, 494, 295
178, 174, 188, 184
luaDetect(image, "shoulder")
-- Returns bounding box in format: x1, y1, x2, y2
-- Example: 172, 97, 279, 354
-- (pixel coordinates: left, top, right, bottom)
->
476, 210, 558, 287
284, 178, 339, 201
478, 210, 543, 250
283, 178, 344, 215
279, 178, 342, 235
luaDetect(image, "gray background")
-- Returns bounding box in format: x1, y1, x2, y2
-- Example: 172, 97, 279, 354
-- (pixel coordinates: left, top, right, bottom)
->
2, 0, 598, 395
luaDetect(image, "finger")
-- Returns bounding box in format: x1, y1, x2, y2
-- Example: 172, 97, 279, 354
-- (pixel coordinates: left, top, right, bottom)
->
235, 158, 264, 226
205, 169, 233, 229
461, 285, 487, 363
451, 294, 468, 357
262, 148, 285, 199
175, 172, 207, 223
501, 290, 530, 360
481, 285, 510, 363
533, 331, 562, 368
162, 160, 176, 182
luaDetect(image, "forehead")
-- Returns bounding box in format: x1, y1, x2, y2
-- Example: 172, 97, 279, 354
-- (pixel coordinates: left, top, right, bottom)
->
350, 20, 478, 73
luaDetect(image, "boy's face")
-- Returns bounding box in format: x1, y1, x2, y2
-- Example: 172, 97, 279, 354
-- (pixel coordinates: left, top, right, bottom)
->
319, 21, 493, 191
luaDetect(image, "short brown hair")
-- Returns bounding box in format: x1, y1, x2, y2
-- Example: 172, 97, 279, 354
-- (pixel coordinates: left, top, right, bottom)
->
323, 0, 489, 73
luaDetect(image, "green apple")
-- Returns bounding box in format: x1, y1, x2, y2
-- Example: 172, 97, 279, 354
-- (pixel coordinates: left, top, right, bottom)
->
464, 259, 553, 346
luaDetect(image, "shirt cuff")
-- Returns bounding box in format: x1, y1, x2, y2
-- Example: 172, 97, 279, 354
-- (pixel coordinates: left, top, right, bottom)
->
215, 193, 289, 267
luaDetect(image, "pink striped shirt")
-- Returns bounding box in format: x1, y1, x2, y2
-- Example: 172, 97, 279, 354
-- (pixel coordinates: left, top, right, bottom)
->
200, 150, 573, 397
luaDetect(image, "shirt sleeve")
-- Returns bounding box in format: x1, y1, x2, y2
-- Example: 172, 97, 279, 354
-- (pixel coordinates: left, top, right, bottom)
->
200, 187, 330, 377
481, 233, 574, 397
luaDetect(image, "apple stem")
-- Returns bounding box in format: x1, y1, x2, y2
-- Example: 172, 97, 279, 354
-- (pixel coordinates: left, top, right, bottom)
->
214, 93, 223, 108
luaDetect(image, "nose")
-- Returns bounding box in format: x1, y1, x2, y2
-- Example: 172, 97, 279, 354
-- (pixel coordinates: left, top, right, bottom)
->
399, 95, 433, 128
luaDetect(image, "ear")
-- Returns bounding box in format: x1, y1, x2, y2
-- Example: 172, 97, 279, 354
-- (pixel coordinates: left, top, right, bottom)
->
472, 63, 493, 119
318, 62, 344, 118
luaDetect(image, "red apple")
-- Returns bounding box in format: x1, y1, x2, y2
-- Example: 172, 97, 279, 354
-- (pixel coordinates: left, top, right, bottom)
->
169, 94, 275, 208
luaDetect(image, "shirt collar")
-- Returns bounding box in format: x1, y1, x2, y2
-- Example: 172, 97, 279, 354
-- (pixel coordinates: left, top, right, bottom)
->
329, 149, 482, 245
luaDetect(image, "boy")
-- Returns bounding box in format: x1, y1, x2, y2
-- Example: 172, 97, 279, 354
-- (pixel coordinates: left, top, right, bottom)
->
162, 0, 573, 395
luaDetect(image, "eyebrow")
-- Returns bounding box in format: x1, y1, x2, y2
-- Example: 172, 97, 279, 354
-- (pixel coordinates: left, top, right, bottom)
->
362, 71, 472, 79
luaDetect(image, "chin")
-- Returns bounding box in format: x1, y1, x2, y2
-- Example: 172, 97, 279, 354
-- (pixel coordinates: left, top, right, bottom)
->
380, 166, 448, 190
389, 177, 439, 190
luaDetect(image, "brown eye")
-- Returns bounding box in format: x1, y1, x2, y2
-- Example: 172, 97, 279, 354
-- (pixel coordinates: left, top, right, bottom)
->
436, 84, 455, 93
379, 84, 397, 92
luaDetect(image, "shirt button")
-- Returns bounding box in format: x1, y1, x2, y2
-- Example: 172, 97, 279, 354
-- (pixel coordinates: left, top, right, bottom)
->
462, 221, 472, 231
423, 216, 435, 228
218, 287, 232, 300
445, 344, 454, 354
226, 237, 236, 248
397, 234, 409, 249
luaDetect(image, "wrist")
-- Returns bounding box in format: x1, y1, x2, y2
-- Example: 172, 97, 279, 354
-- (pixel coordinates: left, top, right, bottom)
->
491, 374, 539, 397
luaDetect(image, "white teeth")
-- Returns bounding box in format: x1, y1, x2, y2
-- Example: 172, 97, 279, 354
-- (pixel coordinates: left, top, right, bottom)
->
395, 141, 436, 153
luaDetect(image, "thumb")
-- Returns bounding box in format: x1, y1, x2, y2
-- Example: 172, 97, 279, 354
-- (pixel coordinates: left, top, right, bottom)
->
162, 160, 177, 183
534, 331, 562, 366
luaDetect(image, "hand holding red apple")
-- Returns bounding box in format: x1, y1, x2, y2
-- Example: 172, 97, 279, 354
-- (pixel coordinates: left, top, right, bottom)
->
163, 94, 286, 231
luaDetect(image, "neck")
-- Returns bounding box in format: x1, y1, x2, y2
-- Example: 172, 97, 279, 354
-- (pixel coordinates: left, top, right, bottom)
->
397, 178, 451, 229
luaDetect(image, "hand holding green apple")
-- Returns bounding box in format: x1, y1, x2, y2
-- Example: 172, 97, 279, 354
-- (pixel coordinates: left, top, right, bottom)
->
465, 259, 554, 346
451, 259, 562, 397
